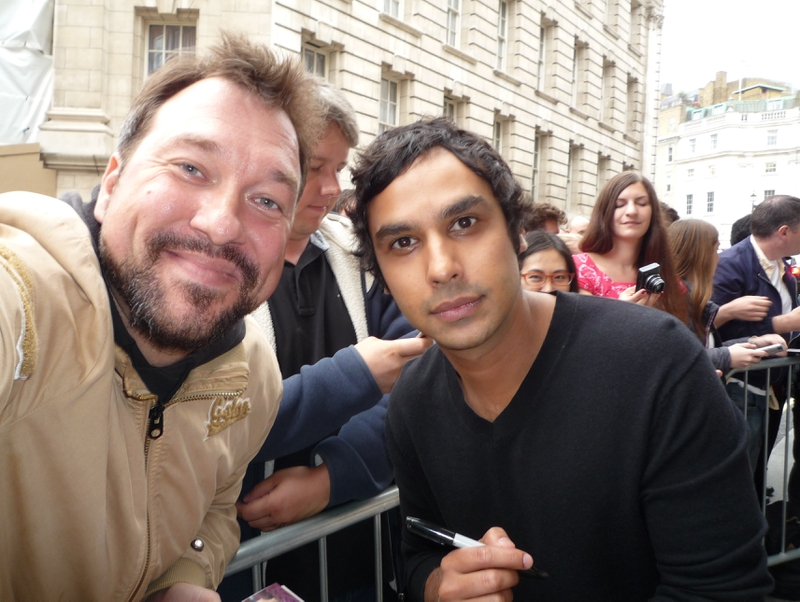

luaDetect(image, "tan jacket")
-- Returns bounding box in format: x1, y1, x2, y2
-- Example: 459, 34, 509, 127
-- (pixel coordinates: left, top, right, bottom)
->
0, 192, 281, 601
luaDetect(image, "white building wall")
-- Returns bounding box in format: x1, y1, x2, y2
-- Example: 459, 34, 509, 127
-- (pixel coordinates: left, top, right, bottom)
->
35, 0, 663, 207
660, 106, 800, 247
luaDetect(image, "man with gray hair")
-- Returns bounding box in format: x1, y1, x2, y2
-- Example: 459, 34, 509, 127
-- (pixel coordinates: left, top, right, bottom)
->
713, 194, 800, 491
219, 78, 428, 601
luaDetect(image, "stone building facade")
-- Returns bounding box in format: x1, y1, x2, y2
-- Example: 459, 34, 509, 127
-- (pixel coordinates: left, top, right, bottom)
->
35, 0, 664, 215
655, 74, 799, 247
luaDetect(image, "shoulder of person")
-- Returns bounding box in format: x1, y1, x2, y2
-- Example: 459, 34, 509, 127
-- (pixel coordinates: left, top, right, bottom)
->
389, 345, 443, 403
319, 212, 355, 244
572, 293, 699, 349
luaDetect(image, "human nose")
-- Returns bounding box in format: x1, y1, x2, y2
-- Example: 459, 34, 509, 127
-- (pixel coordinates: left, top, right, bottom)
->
540, 278, 555, 293
320, 170, 342, 199
190, 188, 246, 246
426, 237, 460, 284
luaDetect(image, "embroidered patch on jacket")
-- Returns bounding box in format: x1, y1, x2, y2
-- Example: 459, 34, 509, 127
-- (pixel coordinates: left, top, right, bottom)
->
205, 396, 251, 439
0, 243, 38, 380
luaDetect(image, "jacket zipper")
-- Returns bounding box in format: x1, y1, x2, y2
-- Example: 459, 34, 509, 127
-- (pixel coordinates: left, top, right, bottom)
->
125, 388, 245, 601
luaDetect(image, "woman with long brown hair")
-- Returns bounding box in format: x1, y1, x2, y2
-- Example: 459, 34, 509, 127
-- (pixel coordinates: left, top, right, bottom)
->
574, 171, 687, 323
667, 219, 783, 371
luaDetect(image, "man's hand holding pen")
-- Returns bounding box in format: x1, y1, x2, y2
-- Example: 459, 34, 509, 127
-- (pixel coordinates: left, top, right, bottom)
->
424, 527, 534, 602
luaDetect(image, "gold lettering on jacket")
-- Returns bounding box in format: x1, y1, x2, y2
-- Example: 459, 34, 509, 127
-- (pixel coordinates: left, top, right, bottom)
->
205, 396, 251, 439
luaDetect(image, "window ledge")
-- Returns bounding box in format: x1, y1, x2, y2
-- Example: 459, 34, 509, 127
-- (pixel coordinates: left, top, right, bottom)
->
569, 106, 589, 120
574, 1, 592, 19
443, 44, 477, 64
379, 13, 422, 37
603, 24, 619, 39
627, 43, 642, 58
535, 89, 558, 105
598, 121, 615, 133
623, 132, 640, 144
493, 69, 522, 86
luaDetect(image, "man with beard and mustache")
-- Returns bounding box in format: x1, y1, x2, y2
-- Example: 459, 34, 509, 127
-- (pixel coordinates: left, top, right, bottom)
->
0, 34, 322, 602
220, 79, 430, 602
349, 117, 772, 602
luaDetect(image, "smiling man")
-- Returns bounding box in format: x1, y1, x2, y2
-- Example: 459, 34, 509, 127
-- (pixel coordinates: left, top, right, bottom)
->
350, 117, 772, 601
0, 35, 322, 602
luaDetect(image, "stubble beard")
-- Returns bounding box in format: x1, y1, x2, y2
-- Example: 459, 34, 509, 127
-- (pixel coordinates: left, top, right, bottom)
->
99, 230, 260, 354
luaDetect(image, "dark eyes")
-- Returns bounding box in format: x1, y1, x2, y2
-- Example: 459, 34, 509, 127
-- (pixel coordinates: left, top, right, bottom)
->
453, 216, 476, 231
391, 236, 415, 249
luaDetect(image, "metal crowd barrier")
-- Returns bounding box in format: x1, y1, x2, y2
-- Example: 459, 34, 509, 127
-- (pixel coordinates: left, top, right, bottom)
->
226, 358, 800, 599
224, 485, 400, 601
728, 355, 800, 569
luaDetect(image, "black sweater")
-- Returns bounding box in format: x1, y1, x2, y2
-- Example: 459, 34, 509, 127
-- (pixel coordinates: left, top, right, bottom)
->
387, 293, 771, 601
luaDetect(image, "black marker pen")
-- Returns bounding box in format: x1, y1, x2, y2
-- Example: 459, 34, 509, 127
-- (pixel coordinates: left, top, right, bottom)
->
406, 516, 549, 579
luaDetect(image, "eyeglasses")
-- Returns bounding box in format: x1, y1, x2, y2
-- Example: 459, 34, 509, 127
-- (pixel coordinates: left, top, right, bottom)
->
521, 271, 574, 288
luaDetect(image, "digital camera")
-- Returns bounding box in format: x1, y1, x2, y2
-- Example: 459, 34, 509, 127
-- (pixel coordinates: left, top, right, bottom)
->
636, 262, 666, 294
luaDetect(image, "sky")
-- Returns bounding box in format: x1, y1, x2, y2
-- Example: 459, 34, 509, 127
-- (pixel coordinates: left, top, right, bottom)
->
659, 0, 800, 95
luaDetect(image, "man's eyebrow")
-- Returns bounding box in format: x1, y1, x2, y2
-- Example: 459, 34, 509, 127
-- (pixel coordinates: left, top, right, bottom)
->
164, 134, 299, 197
374, 194, 490, 245
439, 195, 489, 221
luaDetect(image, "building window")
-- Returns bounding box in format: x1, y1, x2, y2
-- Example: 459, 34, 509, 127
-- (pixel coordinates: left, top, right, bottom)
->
687, 168, 694, 179
706, 191, 714, 213
446, 0, 460, 46
765, 189, 775, 199
668, 117, 675, 131
537, 25, 547, 90
767, 129, 778, 146
443, 98, 456, 120
303, 43, 327, 78
666, 175, 671, 192
383, 0, 400, 18
686, 194, 693, 215
497, 1, 508, 71
147, 24, 196, 75
708, 165, 715, 176
379, 77, 399, 134
766, 162, 777, 173
667, 146, 673, 162
710, 133, 717, 149
689, 138, 696, 153
493, 118, 502, 152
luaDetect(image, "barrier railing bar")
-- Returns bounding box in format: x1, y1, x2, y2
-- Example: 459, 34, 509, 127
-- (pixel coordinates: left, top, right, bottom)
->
374, 514, 383, 602
319, 536, 329, 602
730, 356, 800, 568
225, 486, 400, 577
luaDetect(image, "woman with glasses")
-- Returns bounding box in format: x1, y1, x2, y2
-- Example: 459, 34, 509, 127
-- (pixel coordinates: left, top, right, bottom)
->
520, 230, 578, 293
574, 171, 688, 325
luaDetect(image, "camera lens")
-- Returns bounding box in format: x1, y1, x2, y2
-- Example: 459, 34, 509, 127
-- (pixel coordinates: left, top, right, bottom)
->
645, 275, 666, 294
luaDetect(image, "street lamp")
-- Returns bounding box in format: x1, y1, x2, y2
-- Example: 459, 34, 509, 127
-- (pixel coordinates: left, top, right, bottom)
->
751, 192, 758, 212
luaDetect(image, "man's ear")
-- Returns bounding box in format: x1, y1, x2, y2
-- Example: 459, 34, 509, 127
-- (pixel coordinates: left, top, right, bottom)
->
95, 153, 122, 224
778, 225, 790, 238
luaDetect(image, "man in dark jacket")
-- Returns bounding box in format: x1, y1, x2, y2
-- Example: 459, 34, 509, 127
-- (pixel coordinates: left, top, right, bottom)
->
712, 194, 800, 488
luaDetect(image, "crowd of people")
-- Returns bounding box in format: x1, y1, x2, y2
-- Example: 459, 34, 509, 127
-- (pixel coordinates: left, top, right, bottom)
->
2, 32, 798, 602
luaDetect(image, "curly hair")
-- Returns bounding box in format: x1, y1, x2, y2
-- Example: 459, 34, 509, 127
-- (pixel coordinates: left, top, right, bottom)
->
524, 203, 566, 232
350, 116, 525, 287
